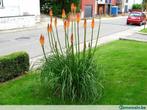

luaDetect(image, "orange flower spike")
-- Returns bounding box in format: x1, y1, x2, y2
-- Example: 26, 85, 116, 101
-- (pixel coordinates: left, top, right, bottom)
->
71, 3, 75, 12
40, 34, 45, 46
91, 18, 95, 29
76, 13, 80, 23
54, 17, 57, 27
74, 5, 77, 13
67, 19, 70, 28
71, 33, 74, 44
49, 24, 52, 32
49, 9, 53, 17
84, 19, 87, 28
47, 24, 50, 32
64, 20, 67, 29
62, 9, 66, 19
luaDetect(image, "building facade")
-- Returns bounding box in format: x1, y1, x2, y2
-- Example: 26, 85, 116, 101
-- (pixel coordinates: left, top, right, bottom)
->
128, 0, 143, 10
112, 0, 117, 5
81, 0, 96, 17
81, 0, 143, 18
0, 0, 40, 30
81, 0, 115, 17
116, 0, 143, 13
96, 0, 106, 15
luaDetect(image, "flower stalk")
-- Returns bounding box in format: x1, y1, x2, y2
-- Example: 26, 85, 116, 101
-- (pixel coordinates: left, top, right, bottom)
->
39, 3, 103, 103
54, 18, 63, 54
40, 34, 47, 61
83, 19, 87, 57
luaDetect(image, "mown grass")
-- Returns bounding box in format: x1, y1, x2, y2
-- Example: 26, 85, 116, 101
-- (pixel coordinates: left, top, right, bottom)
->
0, 40, 147, 105
139, 28, 147, 33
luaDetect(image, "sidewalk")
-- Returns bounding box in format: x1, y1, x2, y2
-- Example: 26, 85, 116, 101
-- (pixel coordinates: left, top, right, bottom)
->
120, 26, 147, 42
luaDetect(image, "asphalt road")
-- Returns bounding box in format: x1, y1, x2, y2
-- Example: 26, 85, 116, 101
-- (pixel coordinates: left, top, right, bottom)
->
0, 16, 139, 59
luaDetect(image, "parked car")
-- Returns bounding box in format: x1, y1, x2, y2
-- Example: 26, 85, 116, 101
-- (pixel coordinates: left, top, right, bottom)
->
127, 11, 146, 26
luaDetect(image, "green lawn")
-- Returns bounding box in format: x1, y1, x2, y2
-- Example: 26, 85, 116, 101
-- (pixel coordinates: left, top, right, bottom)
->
0, 40, 147, 105
140, 28, 147, 33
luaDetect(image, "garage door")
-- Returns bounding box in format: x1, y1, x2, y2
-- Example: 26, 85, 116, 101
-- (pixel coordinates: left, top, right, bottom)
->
84, 5, 92, 17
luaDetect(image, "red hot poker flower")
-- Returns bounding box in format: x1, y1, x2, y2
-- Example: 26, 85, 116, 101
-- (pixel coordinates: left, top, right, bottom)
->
64, 20, 67, 29
67, 19, 70, 28
76, 13, 80, 23
62, 9, 66, 19
49, 9, 53, 17
40, 34, 45, 46
71, 3, 75, 12
84, 19, 87, 28
91, 18, 95, 29
49, 24, 52, 32
74, 5, 77, 13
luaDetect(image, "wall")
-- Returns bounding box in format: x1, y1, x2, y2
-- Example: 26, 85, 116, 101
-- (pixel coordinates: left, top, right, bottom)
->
0, 0, 20, 17
0, 0, 40, 30
0, 0, 40, 17
21, 0, 40, 16
0, 16, 36, 30
111, 0, 116, 5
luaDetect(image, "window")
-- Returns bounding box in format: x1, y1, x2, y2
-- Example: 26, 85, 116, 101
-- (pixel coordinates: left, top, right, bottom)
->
0, 0, 3, 8
129, 13, 141, 17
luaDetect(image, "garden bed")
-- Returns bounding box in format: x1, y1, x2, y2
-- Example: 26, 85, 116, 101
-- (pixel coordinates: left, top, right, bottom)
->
0, 40, 147, 105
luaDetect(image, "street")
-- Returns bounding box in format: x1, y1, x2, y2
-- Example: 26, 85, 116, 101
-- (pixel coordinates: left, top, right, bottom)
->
0, 16, 141, 59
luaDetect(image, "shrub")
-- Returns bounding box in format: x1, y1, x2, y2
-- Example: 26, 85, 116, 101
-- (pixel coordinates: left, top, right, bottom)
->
0, 52, 29, 82
39, 4, 104, 103
132, 4, 142, 10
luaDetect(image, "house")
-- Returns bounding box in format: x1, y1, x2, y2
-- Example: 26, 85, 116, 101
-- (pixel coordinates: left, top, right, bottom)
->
116, 0, 143, 13
81, 0, 96, 18
81, 0, 118, 17
96, 0, 118, 15
0, 0, 40, 30
105, 0, 117, 15
128, 0, 143, 10
116, 0, 129, 13
81, 0, 143, 18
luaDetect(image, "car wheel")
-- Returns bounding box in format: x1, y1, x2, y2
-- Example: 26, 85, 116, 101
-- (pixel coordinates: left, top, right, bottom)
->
127, 22, 129, 25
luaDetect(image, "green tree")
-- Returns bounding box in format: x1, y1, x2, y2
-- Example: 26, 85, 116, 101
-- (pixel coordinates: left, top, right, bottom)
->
40, 0, 81, 16
132, 4, 142, 10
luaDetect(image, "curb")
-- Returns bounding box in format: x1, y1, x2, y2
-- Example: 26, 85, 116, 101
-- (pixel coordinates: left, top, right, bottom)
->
120, 37, 147, 43
137, 31, 147, 35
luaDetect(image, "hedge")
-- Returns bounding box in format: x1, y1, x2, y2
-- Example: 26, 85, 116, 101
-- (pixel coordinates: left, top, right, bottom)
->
132, 4, 142, 10
0, 52, 29, 82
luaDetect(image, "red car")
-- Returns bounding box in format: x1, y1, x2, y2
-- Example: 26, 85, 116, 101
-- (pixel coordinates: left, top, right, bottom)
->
127, 11, 146, 26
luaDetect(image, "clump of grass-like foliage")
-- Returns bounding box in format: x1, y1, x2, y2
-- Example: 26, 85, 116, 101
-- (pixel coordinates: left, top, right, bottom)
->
39, 4, 104, 103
